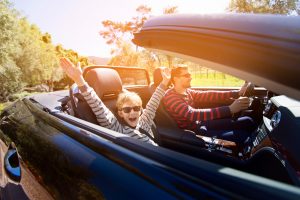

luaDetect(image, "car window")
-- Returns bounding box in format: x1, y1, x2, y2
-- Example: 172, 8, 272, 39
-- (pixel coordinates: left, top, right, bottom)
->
189, 66, 244, 87
116, 68, 149, 86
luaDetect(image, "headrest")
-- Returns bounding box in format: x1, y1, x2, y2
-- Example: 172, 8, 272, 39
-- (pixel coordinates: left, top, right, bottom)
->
153, 67, 171, 87
84, 68, 122, 99
153, 68, 163, 87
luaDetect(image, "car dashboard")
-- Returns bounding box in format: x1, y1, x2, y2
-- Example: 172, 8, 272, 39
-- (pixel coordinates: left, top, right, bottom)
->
250, 95, 300, 185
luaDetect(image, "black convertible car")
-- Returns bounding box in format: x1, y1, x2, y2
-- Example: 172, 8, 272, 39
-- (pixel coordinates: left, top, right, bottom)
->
0, 14, 300, 199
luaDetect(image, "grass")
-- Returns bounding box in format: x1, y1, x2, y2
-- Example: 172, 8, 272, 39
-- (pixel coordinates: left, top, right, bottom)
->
150, 69, 245, 87
190, 72, 244, 87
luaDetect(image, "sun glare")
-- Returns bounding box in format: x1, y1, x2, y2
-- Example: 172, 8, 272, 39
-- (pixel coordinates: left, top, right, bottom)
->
11, 0, 229, 58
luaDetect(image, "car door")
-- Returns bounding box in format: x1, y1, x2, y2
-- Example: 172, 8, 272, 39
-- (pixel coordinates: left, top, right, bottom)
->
0, 95, 226, 199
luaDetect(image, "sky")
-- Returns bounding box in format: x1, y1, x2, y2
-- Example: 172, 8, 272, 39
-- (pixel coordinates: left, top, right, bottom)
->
11, 0, 230, 58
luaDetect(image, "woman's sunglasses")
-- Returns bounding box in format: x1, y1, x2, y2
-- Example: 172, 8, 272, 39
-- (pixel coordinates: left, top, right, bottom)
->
120, 106, 141, 113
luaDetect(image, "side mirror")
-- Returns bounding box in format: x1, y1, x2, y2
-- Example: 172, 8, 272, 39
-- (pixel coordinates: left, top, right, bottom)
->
4, 143, 21, 182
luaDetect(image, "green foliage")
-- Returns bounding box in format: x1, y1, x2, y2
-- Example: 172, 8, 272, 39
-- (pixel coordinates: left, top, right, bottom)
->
0, 0, 20, 64
0, 102, 11, 113
100, 5, 179, 68
54, 46, 90, 88
136, 50, 158, 73
109, 41, 139, 66
100, 5, 153, 53
0, 60, 23, 101
55, 44, 90, 87
0, 0, 23, 101
100, 4, 243, 87
228, 0, 300, 15
15, 18, 62, 87
56, 45, 89, 67
0, 0, 90, 101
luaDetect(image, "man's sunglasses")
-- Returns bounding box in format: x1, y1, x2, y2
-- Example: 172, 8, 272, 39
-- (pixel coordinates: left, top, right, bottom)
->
120, 106, 141, 113
178, 73, 191, 78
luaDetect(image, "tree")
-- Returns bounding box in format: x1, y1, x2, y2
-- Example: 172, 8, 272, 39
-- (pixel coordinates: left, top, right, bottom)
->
0, 0, 22, 101
163, 6, 178, 14
137, 50, 158, 73
0, 0, 91, 99
39, 33, 62, 91
16, 17, 88, 90
109, 41, 139, 66
100, 5, 152, 56
15, 19, 56, 86
228, 0, 300, 15
99, 5, 179, 74
54, 44, 90, 88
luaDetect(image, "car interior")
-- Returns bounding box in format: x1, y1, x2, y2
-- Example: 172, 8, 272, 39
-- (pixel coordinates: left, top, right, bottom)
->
69, 67, 124, 124
63, 66, 298, 186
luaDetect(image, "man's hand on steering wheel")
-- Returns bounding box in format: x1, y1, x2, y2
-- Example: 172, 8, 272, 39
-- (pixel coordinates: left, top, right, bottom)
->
229, 97, 251, 114
230, 82, 255, 120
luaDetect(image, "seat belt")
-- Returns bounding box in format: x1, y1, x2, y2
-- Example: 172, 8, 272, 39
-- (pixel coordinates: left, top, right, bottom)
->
139, 125, 157, 142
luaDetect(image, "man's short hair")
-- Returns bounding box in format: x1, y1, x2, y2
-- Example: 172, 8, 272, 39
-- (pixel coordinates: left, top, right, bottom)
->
171, 66, 188, 83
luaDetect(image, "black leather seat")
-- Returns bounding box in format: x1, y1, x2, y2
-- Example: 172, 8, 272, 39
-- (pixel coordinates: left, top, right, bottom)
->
155, 102, 205, 147
149, 68, 164, 94
149, 68, 205, 147
70, 67, 123, 124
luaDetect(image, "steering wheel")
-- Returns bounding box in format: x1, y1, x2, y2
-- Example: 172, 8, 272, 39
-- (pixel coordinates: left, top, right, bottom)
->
232, 82, 255, 120
241, 82, 255, 97
242, 82, 256, 108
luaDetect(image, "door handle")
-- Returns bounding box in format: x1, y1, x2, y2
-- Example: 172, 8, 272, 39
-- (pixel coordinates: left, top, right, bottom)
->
4, 142, 21, 182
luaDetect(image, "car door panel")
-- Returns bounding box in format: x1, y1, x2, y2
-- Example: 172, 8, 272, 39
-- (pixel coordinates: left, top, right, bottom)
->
0, 98, 225, 199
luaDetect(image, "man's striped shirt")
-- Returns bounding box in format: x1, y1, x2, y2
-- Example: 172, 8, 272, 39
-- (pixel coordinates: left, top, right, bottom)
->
163, 88, 239, 131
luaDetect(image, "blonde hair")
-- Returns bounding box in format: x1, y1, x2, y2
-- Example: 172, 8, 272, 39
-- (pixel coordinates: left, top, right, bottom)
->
116, 91, 142, 110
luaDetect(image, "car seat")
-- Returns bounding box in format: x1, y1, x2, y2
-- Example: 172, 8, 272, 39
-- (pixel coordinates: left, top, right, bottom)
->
155, 102, 206, 147
149, 68, 205, 147
70, 67, 123, 124
149, 68, 164, 94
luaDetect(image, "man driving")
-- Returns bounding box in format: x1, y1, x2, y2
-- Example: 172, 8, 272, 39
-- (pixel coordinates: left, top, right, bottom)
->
163, 66, 255, 144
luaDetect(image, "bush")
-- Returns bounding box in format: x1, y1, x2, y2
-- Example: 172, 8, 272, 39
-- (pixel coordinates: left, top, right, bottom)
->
0, 61, 23, 102
0, 102, 11, 113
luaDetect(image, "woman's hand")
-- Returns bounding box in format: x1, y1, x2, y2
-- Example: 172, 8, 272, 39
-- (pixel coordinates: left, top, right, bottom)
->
60, 58, 86, 86
160, 67, 171, 87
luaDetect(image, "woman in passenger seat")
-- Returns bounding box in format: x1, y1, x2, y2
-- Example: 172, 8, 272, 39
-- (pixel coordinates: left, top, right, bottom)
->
60, 58, 170, 145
